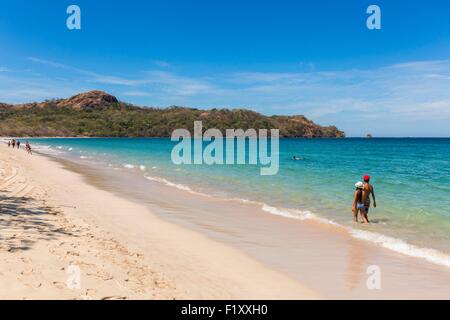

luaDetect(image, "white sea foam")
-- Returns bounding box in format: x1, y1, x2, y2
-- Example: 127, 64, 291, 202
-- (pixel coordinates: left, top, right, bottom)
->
25, 140, 450, 270
228, 197, 260, 205
144, 175, 192, 192
350, 229, 450, 268
139, 165, 146, 171
32, 144, 64, 156
28, 141, 450, 270
32, 144, 52, 150
142, 173, 450, 269
261, 204, 338, 226
261, 205, 450, 268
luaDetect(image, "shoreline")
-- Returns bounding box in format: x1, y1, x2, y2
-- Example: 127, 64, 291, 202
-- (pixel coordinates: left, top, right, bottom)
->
44, 146, 450, 299
2, 142, 450, 299
32, 137, 450, 271
0, 144, 319, 299
6, 136, 450, 140
35, 145, 450, 299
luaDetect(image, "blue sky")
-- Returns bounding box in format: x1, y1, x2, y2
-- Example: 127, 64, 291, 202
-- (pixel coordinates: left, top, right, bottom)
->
0, 0, 449, 137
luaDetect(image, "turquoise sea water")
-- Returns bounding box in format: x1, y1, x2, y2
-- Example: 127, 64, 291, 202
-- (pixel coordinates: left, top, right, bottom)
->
29, 138, 450, 266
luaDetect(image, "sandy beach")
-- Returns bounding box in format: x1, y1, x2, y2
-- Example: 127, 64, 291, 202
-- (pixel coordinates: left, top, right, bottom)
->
2, 141, 450, 300
0, 143, 319, 299
2, 0, 449, 305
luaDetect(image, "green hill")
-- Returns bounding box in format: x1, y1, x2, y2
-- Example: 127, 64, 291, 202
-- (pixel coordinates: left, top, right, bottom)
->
0, 91, 345, 138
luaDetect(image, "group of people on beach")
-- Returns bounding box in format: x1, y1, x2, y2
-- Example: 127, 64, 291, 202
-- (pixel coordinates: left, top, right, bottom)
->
353, 175, 376, 224
7, 139, 32, 154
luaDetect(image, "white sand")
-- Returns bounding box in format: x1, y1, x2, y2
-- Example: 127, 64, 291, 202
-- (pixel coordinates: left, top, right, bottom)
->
0, 144, 319, 299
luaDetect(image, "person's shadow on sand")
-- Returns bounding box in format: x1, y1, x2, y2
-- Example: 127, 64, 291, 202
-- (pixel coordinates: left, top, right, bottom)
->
0, 193, 74, 252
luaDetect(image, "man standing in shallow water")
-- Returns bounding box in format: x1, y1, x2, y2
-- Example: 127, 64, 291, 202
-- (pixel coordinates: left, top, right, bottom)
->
363, 175, 376, 216
353, 181, 369, 223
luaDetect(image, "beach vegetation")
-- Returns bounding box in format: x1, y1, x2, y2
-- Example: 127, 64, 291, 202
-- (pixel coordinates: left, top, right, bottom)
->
0, 91, 345, 138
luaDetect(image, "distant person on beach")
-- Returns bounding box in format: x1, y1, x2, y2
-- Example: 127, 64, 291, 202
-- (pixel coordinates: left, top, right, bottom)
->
7, 140, 11, 147
17, 140, 20, 149
12, 139, 16, 148
353, 181, 369, 224
363, 175, 376, 215
25, 141, 32, 155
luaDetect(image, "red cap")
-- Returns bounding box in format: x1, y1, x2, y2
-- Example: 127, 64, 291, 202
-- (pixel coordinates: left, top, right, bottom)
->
363, 175, 370, 182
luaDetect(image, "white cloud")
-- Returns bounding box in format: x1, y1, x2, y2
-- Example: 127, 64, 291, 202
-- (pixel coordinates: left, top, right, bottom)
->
28, 56, 147, 87
152, 60, 171, 68
27, 57, 71, 69
122, 90, 151, 97
89, 75, 149, 86
3, 57, 450, 136
143, 71, 217, 96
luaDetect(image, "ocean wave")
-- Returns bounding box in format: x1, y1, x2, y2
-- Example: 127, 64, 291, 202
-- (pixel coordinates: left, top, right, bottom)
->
141, 174, 450, 269
261, 205, 450, 268
32, 144, 65, 155
144, 175, 192, 192
27, 140, 450, 270
261, 204, 338, 225
22, 140, 450, 270
32, 144, 52, 150
350, 229, 450, 268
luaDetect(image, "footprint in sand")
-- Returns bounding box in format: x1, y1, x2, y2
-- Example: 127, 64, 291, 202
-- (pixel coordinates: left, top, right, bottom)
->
20, 257, 32, 264
20, 266, 34, 276
80, 288, 96, 300
52, 281, 66, 290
